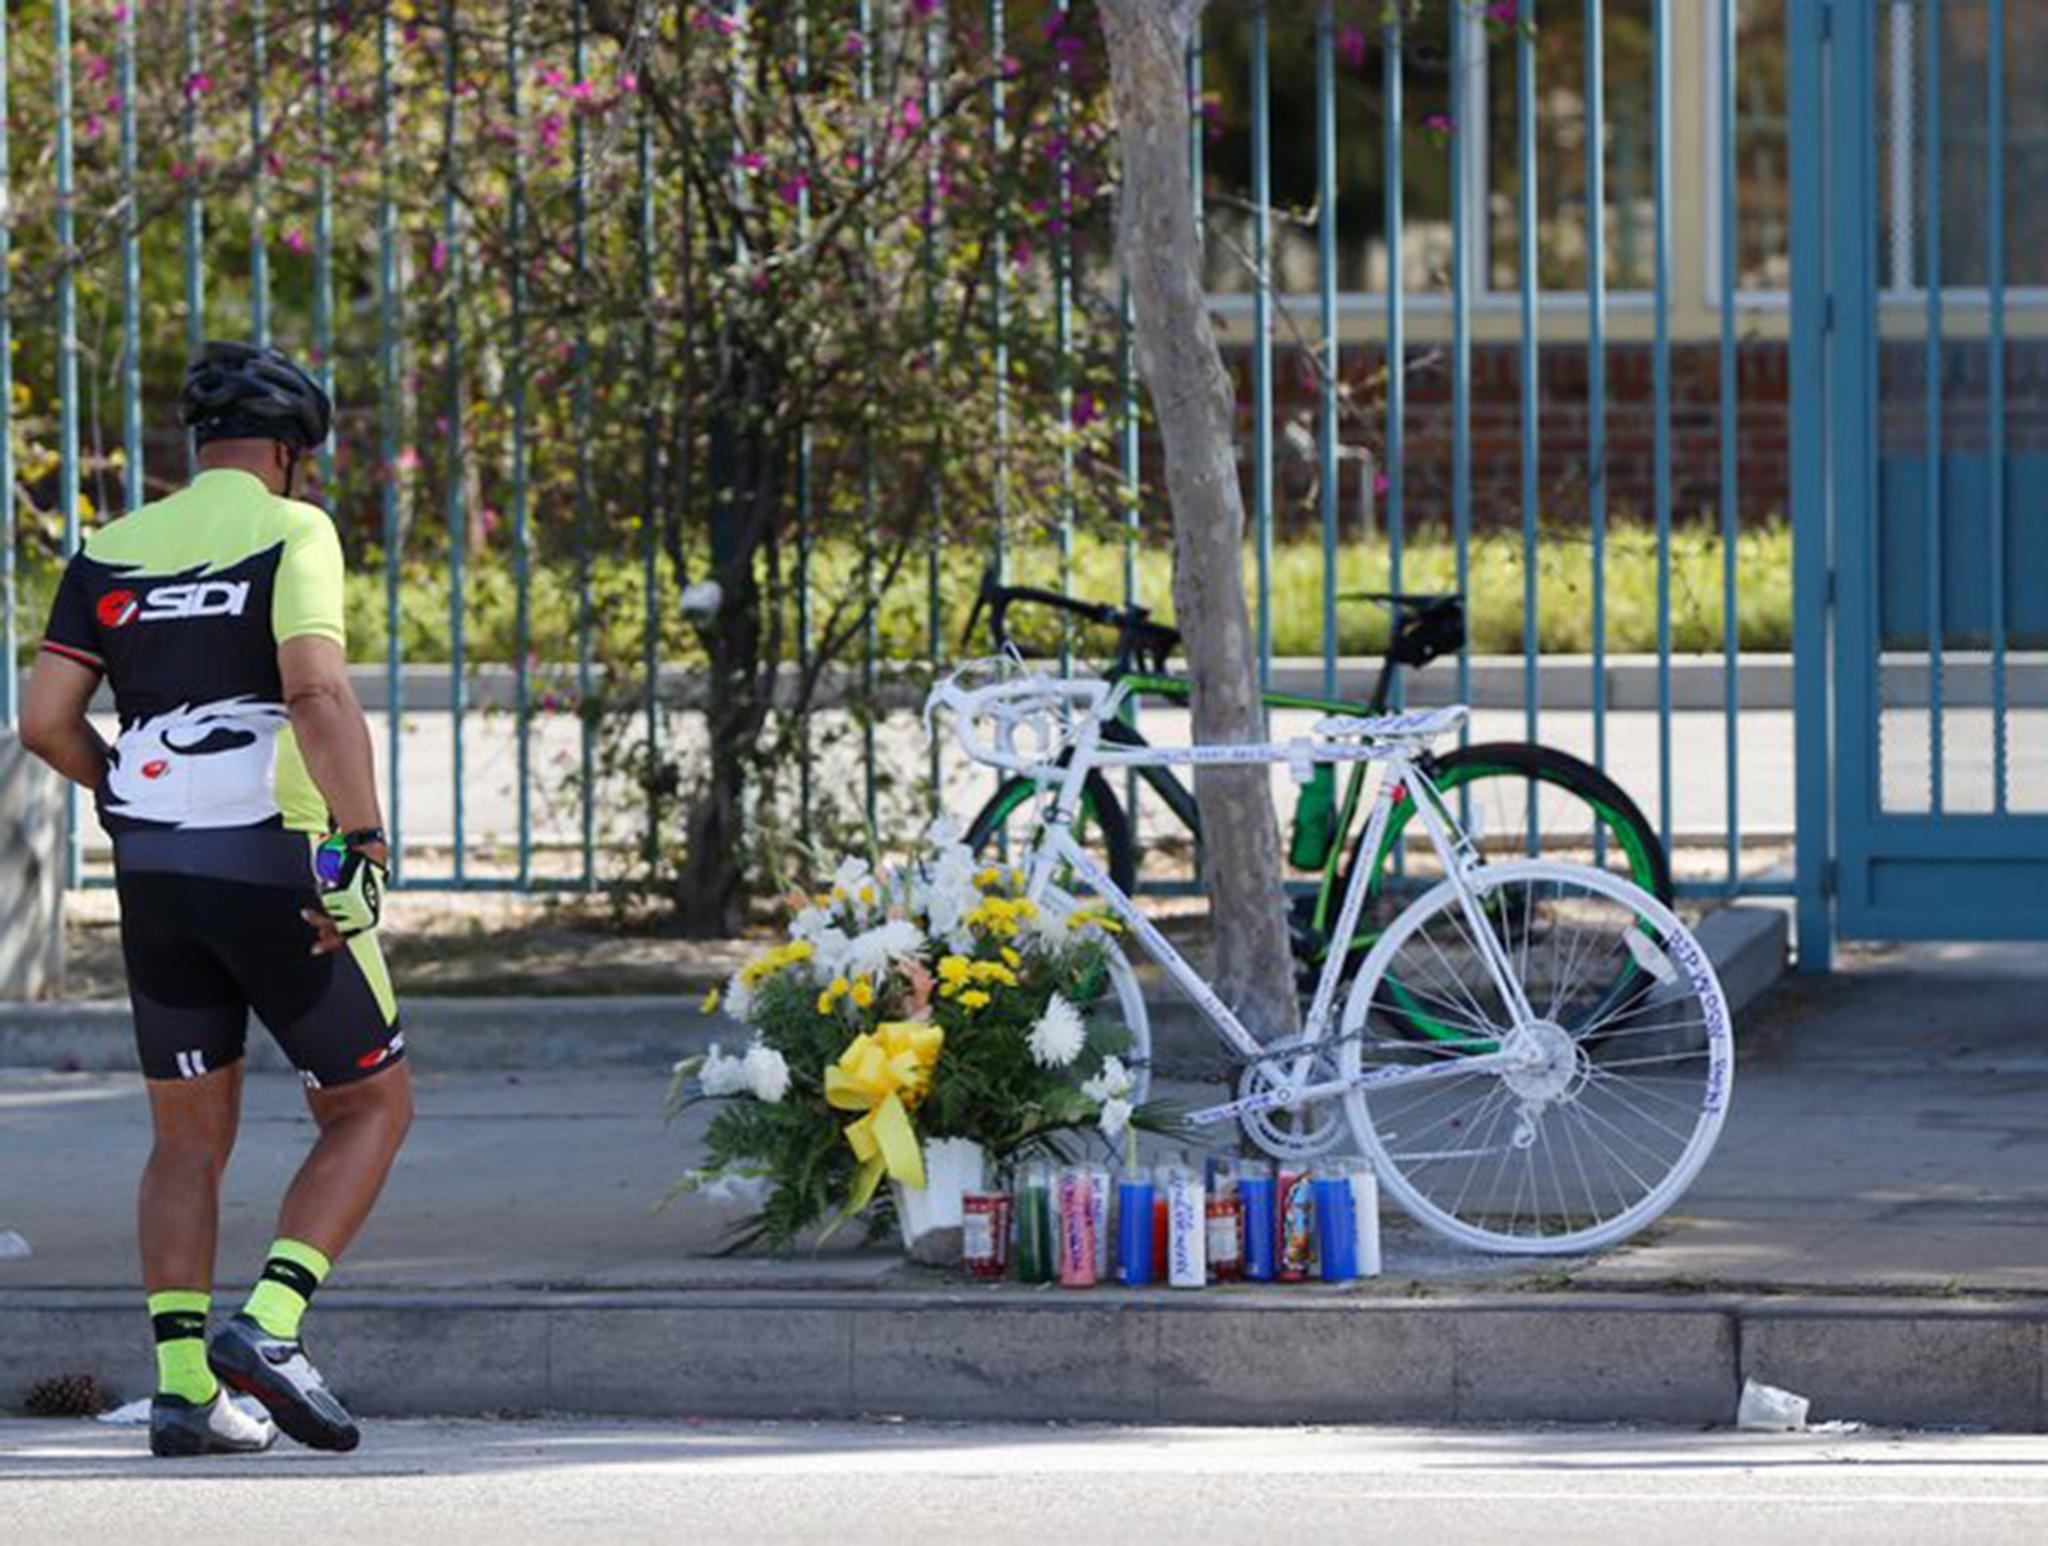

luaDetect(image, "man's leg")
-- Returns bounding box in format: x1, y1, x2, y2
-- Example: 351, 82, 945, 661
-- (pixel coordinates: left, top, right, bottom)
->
139, 1061, 243, 1291
210, 1059, 410, 1453
139, 1063, 243, 1403
242, 1061, 414, 1339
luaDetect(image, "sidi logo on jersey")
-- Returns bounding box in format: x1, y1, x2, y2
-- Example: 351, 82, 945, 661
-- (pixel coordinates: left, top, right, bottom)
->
97, 590, 141, 628
131, 580, 253, 624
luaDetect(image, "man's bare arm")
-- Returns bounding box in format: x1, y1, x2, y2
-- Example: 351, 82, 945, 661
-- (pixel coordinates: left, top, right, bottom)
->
281, 637, 386, 956
279, 636, 383, 836
20, 652, 109, 789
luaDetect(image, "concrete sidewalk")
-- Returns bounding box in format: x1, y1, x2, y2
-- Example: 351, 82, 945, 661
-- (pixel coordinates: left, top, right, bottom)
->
2, 943, 2045, 1428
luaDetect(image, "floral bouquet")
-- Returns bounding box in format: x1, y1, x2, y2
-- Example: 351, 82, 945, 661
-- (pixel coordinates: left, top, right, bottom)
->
669, 820, 1162, 1251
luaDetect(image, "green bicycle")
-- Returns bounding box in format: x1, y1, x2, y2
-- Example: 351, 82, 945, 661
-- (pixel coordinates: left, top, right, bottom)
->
962, 573, 1672, 1045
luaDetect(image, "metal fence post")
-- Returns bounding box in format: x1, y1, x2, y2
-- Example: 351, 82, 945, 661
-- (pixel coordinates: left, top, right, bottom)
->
119, 0, 142, 510
1315, 1, 1337, 700
377, 3, 405, 880
249, 0, 270, 348
1789, 0, 1835, 970
442, 0, 468, 885
0, 0, 13, 729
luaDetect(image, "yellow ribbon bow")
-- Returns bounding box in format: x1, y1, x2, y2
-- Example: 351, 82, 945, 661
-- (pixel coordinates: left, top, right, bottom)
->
825, 1021, 945, 1210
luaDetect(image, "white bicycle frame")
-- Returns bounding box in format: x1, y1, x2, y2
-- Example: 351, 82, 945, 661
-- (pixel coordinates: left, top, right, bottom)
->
931, 665, 1534, 1133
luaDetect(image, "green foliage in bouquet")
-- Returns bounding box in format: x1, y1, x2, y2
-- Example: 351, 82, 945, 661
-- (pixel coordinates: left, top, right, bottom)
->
668, 828, 1171, 1251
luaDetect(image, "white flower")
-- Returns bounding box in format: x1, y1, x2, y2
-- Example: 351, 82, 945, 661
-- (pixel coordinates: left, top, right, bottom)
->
845, 919, 926, 980
807, 925, 853, 983
789, 905, 834, 944
721, 972, 756, 1024
697, 1170, 773, 1208
1026, 995, 1088, 1069
1098, 1097, 1134, 1141
1081, 1055, 1134, 1105
925, 812, 964, 850
831, 856, 874, 897
741, 1043, 791, 1104
1021, 904, 1071, 952
698, 1042, 751, 1097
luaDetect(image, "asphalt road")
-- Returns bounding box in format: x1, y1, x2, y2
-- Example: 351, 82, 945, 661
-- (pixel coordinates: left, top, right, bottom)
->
4, 1418, 2045, 1544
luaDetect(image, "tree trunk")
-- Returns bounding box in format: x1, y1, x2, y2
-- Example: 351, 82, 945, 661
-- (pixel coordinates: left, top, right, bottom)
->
1098, 0, 1301, 1040
675, 349, 784, 937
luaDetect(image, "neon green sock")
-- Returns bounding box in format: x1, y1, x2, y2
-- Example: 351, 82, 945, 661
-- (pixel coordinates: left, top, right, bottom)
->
149, 1290, 218, 1405
242, 1238, 332, 1342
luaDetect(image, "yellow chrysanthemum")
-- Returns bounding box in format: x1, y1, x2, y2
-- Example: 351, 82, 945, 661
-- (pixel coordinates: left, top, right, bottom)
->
851, 978, 876, 1009
959, 989, 992, 1010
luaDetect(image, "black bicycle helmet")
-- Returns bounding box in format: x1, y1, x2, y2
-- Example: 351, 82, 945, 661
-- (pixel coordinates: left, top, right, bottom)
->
180, 341, 333, 450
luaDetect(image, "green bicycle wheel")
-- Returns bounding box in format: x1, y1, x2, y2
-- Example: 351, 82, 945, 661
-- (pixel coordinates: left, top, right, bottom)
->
1325, 742, 1670, 1048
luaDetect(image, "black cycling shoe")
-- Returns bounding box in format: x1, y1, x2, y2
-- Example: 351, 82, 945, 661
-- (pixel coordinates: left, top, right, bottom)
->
207, 1313, 360, 1453
149, 1388, 277, 1458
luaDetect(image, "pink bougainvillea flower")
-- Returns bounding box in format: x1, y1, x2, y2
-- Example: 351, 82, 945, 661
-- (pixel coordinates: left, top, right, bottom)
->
431, 240, 448, 273
1426, 112, 1456, 133
1487, 1, 1518, 20
910, 0, 939, 15
539, 113, 565, 151
1001, 53, 1020, 78
619, 71, 639, 94
184, 71, 213, 101
284, 230, 310, 256
734, 150, 765, 171
82, 114, 104, 139
844, 31, 866, 54
901, 97, 923, 132
776, 173, 808, 206
86, 53, 110, 84
539, 67, 566, 88
1374, 470, 1392, 496
1071, 391, 1100, 430
1053, 35, 1084, 61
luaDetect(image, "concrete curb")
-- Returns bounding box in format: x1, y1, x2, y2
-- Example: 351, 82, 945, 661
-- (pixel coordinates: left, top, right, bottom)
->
3, 1289, 2040, 1430
0, 908, 1791, 1077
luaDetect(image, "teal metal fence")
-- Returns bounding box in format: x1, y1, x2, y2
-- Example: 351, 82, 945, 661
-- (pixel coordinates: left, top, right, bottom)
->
0, 1, 1803, 912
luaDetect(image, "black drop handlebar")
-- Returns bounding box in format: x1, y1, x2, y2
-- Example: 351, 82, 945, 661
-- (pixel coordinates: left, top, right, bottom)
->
962, 568, 1183, 675
962, 570, 1467, 689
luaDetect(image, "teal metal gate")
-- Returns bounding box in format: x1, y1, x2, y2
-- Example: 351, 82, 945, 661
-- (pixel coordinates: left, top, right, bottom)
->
1794, 0, 2048, 961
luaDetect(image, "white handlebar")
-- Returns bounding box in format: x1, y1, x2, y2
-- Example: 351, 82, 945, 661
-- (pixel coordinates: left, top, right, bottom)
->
925, 662, 1115, 776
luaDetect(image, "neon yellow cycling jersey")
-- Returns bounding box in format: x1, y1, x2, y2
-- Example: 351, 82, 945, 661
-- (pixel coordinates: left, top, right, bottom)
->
40, 467, 346, 835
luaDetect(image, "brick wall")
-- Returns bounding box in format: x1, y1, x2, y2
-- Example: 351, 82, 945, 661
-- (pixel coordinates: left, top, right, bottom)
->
1224, 339, 1795, 532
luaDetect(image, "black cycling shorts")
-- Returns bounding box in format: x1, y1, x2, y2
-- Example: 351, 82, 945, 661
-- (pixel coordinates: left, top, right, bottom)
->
114, 830, 404, 1090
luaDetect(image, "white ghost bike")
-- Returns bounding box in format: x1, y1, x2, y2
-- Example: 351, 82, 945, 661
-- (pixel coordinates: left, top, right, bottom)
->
928, 657, 1734, 1255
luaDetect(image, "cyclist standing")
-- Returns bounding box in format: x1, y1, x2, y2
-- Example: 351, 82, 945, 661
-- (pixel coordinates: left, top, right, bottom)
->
19, 342, 412, 1457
